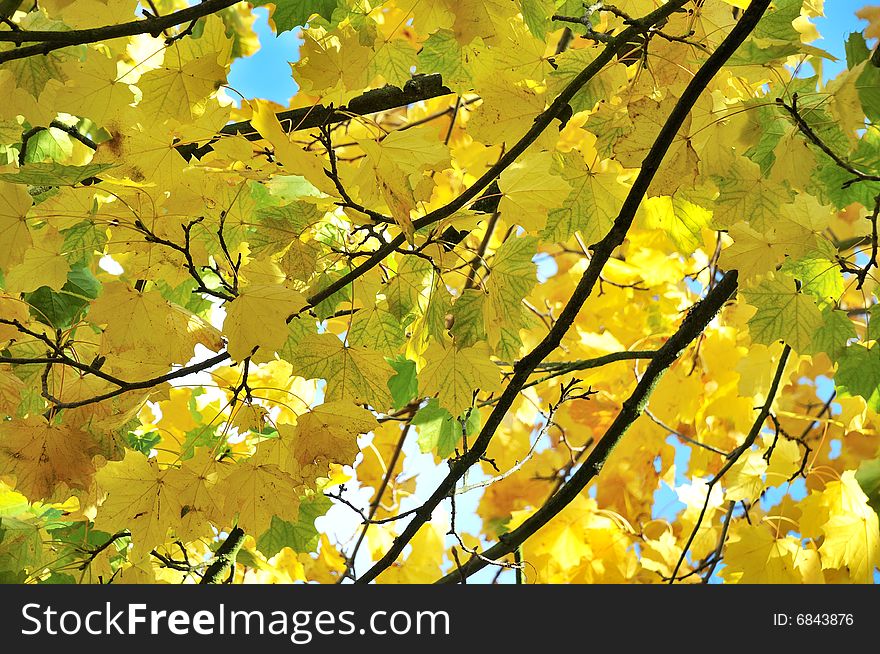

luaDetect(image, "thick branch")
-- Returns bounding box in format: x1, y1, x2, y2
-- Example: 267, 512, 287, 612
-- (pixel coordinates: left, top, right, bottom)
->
178, 74, 453, 160
434, 270, 740, 583
40, 351, 231, 409
0, 0, 239, 64
199, 526, 246, 584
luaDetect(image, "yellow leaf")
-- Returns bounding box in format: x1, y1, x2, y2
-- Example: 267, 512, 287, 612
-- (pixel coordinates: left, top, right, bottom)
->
164, 448, 226, 543
137, 53, 225, 122
94, 450, 181, 558
220, 448, 303, 536
497, 152, 571, 233
0, 181, 33, 270
249, 99, 338, 195
798, 471, 880, 582
721, 524, 810, 584
288, 333, 394, 410
419, 341, 501, 417
724, 449, 767, 502
0, 417, 97, 501
223, 283, 307, 362
376, 523, 445, 583
4, 227, 70, 294
281, 400, 378, 480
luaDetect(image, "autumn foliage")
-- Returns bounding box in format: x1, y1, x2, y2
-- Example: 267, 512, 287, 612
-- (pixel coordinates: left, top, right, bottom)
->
0, 0, 879, 585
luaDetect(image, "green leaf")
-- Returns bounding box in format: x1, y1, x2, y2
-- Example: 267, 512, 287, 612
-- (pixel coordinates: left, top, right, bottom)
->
348, 306, 405, 355
368, 38, 418, 88
845, 32, 870, 68
728, 0, 809, 65
805, 307, 856, 360
856, 457, 880, 519
779, 247, 843, 303
249, 200, 321, 256
519, 0, 553, 38
742, 272, 823, 352
61, 220, 106, 268
857, 59, 880, 124
868, 305, 880, 343
813, 128, 880, 209
25, 266, 101, 329
413, 399, 480, 458
835, 344, 880, 412
543, 152, 627, 245
0, 517, 43, 576
450, 289, 487, 348
256, 493, 332, 557
155, 279, 213, 316
0, 162, 114, 186
385, 256, 431, 322
387, 356, 418, 410
23, 127, 72, 164
548, 48, 627, 114
417, 30, 474, 93
255, 0, 338, 34
125, 430, 162, 456
308, 270, 352, 320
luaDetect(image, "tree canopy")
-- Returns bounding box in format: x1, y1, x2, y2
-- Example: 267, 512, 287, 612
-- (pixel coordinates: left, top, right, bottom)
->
0, 0, 879, 585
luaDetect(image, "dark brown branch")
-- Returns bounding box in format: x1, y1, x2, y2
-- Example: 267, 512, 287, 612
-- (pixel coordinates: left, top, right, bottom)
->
177, 74, 454, 161
434, 270, 740, 584
0, 0, 239, 64
199, 526, 246, 584
40, 351, 231, 409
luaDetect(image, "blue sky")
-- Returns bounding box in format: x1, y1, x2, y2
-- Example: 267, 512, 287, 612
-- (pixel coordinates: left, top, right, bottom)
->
226, 8, 300, 104
815, 1, 873, 73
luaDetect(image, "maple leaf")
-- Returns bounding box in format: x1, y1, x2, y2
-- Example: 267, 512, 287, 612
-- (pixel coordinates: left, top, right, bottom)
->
94, 451, 182, 558
288, 333, 394, 410
497, 152, 571, 233
0, 0, 875, 588
0, 417, 97, 501
742, 272, 823, 352
721, 524, 819, 584
223, 283, 307, 362
0, 181, 33, 271
419, 341, 501, 418
220, 449, 303, 537
543, 153, 628, 245
798, 471, 880, 582
282, 400, 377, 479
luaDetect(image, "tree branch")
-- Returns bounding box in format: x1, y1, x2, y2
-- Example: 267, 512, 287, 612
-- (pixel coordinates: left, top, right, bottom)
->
776, 95, 880, 187
434, 270, 740, 583
0, 0, 240, 64
199, 526, 246, 584
178, 74, 453, 160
